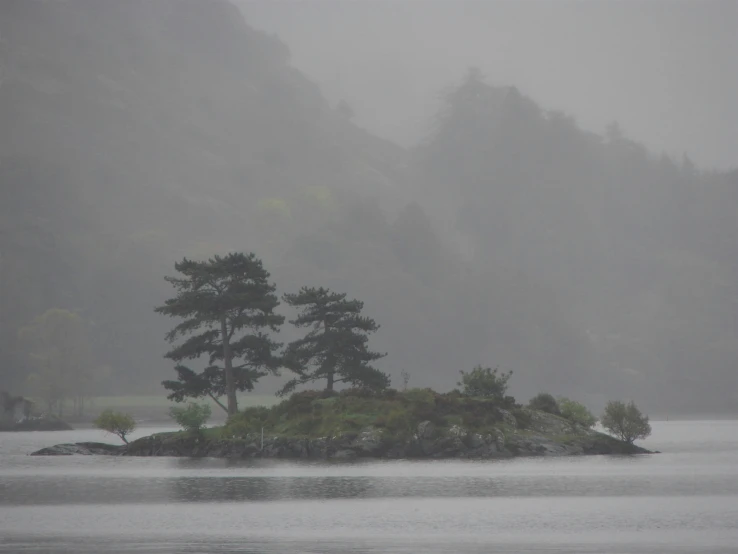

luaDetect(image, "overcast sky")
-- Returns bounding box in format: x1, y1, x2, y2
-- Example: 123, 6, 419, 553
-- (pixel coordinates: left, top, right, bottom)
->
241, 0, 737, 170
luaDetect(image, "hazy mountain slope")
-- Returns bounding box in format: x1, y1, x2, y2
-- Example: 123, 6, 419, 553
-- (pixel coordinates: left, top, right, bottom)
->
0, 0, 412, 392
1, 3, 734, 414
416, 70, 738, 412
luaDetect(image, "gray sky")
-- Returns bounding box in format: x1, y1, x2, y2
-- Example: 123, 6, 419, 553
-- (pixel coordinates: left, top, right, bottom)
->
241, 0, 737, 170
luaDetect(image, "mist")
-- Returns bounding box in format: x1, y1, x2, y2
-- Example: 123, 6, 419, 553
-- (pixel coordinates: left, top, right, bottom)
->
1, 0, 737, 417
243, 0, 738, 170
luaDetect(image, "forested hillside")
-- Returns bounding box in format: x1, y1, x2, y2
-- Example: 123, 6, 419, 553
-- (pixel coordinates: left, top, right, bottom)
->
0, 0, 411, 395
416, 70, 738, 412
1, 1, 735, 413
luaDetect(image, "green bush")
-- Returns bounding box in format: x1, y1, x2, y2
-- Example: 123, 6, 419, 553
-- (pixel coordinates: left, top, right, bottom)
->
457, 365, 512, 399
403, 388, 436, 408
527, 393, 560, 415
169, 402, 212, 433
283, 390, 323, 417
601, 400, 651, 444
93, 409, 136, 444
225, 406, 273, 437
558, 398, 597, 427
402, 388, 439, 423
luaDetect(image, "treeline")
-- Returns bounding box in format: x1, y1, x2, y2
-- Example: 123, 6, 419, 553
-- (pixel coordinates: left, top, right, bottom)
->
14, 308, 111, 417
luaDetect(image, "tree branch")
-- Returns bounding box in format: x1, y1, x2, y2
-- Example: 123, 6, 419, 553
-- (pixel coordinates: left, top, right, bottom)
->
207, 392, 229, 414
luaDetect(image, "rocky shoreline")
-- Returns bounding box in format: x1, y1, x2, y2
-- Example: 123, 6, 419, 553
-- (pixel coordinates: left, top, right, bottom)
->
31, 412, 652, 459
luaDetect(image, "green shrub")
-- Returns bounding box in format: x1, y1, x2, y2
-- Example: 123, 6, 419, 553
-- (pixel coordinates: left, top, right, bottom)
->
528, 393, 560, 415
503, 396, 521, 409
93, 410, 136, 444
403, 388, 436, 408
225, 406, 273, 437
402, 388, 439, 423
457, 365, 512, 399
558, 398, 597, 428
169, 402, 212, 433
601, 400, 651, 444
283, 390, 323, 417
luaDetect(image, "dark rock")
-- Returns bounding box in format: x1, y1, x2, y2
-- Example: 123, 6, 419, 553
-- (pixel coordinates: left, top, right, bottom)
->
497, 409, 518, 429
309, 438, 329, 459
416, 420, 435, 440
447, 424, 467, 439
332, 449, 358, 460
468, 433, 485, 449
349, 427, 385, 456
31, 442, 122, 456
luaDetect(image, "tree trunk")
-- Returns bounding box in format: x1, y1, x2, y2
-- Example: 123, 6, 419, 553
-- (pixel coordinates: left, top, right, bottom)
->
324, 317, 334, 391
221, 316, 238, 415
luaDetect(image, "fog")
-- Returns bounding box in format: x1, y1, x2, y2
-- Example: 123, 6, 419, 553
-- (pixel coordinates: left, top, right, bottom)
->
1, 0, 737, 416
243, 0, 738, 170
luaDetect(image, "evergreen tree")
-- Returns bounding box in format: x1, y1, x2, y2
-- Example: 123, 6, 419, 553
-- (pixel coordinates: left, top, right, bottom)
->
280, 287, 389, 395
155, 253, 283, 415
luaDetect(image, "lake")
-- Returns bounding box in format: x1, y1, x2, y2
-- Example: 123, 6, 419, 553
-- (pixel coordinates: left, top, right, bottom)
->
1, 420, 737, 553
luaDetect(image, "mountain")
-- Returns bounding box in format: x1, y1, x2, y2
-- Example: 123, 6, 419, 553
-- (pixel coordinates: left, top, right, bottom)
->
0, 0, 411, 392
1, 2, 735, 414
415, 69, 738, 413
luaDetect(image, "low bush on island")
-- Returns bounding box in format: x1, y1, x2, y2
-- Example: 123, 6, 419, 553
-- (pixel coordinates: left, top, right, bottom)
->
169, 402, 212, 434
601, 400, 651, 444
93, 409, 136, 444
558, 398, 597, 428
527, 393, 560, 415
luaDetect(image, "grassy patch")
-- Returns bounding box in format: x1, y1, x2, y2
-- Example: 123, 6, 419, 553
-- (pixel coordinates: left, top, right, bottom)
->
222, 388, 517, 440
549, 433, 582, 445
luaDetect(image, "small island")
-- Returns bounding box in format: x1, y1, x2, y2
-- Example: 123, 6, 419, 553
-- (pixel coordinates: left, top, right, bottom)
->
32, 254, 654, 459
32, 387, 650, 459
1, 391, 73, 432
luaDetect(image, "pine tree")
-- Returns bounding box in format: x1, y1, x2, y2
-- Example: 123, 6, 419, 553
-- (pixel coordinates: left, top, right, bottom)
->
155, 253, 284, 415
280, 287, 389, 395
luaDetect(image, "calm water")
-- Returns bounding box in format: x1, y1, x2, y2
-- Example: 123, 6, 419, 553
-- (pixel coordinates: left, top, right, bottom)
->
1, 421, 737, 553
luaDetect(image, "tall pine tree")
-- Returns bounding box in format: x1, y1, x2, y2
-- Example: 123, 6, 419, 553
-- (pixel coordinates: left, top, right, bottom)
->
280, 287, 389, 394
155, 253, 283, 415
